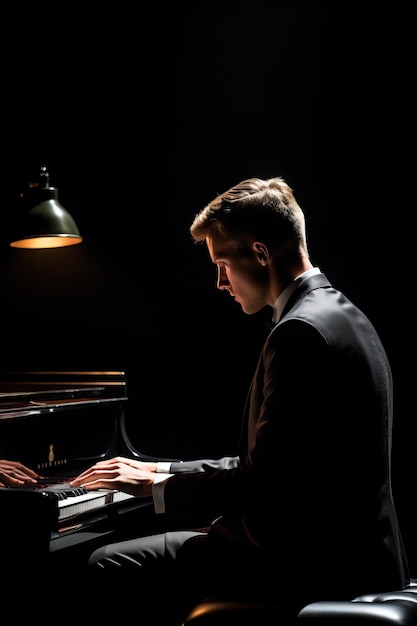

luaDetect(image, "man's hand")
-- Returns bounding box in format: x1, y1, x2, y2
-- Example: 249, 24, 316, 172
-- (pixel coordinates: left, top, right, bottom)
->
0, 460, 41, 488
69, 456, 161, 498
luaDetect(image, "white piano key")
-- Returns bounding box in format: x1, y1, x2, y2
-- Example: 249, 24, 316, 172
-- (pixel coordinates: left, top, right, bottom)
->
57, 489, 134, 520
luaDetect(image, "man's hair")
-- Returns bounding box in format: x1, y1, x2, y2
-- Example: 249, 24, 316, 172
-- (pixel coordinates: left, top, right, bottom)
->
190, 176, 309, 257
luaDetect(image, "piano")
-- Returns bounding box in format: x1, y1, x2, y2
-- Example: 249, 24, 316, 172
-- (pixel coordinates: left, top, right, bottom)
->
0, 370, 158, 589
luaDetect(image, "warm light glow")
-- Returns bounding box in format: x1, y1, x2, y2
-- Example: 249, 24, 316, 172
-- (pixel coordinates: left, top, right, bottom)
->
10, 235, 83, 249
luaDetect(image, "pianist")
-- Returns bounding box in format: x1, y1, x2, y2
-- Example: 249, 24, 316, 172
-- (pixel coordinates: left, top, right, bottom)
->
0, 459, 41, 487
70, 177, 409, 625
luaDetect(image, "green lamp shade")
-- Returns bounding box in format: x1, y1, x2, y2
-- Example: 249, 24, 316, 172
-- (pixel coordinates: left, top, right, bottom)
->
10, 184, 83, 249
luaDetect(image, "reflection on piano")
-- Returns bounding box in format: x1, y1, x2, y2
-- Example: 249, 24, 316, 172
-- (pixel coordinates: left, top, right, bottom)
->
0, 371, 157, 585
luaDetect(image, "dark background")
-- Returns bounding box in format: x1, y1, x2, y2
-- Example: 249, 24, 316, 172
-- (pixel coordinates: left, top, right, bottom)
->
1, 1, 415, 569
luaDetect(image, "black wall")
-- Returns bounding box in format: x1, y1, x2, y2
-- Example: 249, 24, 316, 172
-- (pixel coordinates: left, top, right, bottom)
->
1, 0, 415, 570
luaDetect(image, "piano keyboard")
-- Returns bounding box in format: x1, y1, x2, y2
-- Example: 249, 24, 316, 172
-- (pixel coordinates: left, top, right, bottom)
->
33, 481, 135, 522
54, 488, 134, 521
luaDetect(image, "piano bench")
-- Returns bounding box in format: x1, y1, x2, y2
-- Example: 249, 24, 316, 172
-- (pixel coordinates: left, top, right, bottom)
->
297, 580, 417, 624
183, 581, 417, 625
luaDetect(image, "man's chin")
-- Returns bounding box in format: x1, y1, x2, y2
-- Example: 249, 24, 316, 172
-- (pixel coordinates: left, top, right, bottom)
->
240, 305, 260, 316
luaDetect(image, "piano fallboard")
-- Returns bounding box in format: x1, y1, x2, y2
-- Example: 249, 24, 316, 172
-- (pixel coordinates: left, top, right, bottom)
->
0, 396, 130, 480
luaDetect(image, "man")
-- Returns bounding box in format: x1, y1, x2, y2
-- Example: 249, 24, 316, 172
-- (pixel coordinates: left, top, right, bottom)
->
71, 176, 409, 624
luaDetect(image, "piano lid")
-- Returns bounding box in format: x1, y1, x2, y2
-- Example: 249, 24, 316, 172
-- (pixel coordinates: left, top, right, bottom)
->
0, 370, 127, 398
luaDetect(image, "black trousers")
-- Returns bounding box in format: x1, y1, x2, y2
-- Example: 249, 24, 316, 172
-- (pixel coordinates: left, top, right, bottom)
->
82, 528, 296, 625
86, 529, 212, 625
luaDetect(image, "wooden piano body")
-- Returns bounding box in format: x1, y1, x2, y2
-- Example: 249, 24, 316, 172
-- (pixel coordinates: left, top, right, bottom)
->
0, 371, 159, 590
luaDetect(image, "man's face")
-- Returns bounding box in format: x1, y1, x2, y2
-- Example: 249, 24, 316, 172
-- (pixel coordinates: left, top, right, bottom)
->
206, 232, 270, 315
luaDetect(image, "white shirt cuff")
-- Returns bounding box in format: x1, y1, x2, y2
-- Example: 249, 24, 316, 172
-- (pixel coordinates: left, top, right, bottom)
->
156, 462, 172, 473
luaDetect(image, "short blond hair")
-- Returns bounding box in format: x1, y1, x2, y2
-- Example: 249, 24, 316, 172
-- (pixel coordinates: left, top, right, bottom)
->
190, 176, 308, 258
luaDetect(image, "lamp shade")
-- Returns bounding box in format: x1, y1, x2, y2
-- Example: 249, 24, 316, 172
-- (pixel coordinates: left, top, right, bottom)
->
10, 167, 83, 249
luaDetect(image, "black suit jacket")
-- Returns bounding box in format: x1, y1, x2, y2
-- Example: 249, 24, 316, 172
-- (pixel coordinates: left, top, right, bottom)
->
165, 273, 409, 599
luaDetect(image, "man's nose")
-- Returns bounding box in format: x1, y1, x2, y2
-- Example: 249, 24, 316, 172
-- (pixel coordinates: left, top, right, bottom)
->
217, 267, 229, 290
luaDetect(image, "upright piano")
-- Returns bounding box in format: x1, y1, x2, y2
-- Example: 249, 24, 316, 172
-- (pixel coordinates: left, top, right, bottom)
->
0, 371, 158, 589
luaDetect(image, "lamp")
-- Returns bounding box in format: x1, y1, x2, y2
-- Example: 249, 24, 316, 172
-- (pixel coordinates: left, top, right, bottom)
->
9, 166, 83, 249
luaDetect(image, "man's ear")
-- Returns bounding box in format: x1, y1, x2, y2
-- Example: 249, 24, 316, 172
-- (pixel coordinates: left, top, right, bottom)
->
253, 242, 269, 265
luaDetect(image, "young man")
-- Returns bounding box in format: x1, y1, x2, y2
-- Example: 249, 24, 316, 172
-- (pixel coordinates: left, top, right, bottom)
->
71, 176, 409, 624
